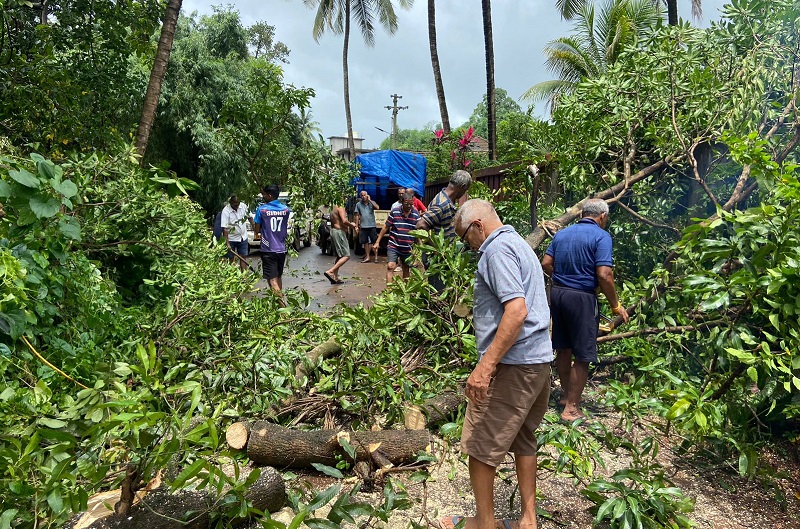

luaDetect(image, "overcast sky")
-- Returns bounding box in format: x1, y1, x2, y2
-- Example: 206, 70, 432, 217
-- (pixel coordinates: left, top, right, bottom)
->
182, 0, 730, 149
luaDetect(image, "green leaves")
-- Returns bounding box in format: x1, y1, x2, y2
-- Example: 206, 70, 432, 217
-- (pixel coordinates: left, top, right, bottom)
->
582, 438, 695, 529
28, 197, 60, 219
8, 169, 39, 188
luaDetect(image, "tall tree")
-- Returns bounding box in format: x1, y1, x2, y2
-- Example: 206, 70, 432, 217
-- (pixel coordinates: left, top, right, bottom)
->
523, 0, 662, 112
306, 0, 412, 160
135, 0, 183, 160
428, 0, 450, 133
481, 0, 497, 161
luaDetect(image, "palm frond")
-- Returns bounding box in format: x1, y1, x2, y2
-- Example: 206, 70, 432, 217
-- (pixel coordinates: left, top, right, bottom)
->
691, 0, 702, 20
556, 0, 589, 20
351, 0, 377, 46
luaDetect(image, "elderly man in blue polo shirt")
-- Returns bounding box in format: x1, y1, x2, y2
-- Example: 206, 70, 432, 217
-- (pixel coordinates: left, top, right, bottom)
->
541, 198, 629, 422
442, 199, 552, 529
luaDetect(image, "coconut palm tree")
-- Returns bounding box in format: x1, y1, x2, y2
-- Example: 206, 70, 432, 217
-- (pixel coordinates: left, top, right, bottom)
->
428, 0, 450, 134
523, 0, 662, 112
306, 0, 412, 160
481, 0, 496, 161
135, 0, 183, 160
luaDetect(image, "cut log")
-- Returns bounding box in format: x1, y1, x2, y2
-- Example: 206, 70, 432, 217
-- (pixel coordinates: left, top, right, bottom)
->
226, 421, 251, 450
73, 466, 285, 529
295, 338, 342, 380
246, 421, 431, 468
403, 391, 463, 429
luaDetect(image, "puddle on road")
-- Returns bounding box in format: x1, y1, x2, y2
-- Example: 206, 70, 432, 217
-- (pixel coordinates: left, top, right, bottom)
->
244, 246, 392, 313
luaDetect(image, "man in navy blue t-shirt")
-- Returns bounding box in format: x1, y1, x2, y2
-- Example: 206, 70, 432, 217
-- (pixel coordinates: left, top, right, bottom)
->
542, 198, 629, 421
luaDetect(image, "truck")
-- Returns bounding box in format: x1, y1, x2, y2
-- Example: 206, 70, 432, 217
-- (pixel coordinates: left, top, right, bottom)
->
348, 150, 428, 251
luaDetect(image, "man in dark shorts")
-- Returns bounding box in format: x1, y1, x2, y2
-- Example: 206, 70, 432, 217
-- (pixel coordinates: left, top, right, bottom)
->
354, 190, 380, 263
443, 199, 553, 529
541, 198, 629, 421
323, 203, 357, 284
253, 185, 290, 299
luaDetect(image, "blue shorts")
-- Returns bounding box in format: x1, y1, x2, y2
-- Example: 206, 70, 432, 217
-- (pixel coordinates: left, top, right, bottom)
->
387, 247, 412, 265
227, 239, 249, 259
550, 284, 599, 363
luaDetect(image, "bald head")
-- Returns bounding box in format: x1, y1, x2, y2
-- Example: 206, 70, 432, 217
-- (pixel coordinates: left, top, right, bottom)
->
454, 199, 500, 233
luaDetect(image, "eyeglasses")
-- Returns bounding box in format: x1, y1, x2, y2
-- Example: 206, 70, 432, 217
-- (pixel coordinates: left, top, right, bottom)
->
459, 221, 478, 244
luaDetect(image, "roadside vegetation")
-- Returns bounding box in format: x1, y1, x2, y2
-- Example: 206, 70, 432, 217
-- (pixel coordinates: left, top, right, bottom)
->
1, 0, 799, 528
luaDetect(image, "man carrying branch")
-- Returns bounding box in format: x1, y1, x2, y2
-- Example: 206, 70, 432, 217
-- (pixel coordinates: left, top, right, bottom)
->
541, 198, 629, 422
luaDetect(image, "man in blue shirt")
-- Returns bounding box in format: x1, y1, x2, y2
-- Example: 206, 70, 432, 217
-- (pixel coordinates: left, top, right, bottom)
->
254, 185, 290, 299
445, 199, 552, 529
542, 198, 629, 421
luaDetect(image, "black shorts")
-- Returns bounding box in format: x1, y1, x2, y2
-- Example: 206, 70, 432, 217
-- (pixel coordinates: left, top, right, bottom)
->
261, 252, 286, 280
550, 285, 599, 362
358, 227, 378, 245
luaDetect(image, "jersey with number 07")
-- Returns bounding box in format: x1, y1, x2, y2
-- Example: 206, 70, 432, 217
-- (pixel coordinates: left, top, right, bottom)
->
254, 200, 290, 253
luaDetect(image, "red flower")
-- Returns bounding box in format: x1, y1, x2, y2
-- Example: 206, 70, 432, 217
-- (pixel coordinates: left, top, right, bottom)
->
434, 129, 444, 139
459, 127, 475, 148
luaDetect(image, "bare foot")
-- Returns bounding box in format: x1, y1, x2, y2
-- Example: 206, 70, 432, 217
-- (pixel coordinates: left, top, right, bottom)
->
561, 409, 587, 421
439, 516, 471, 529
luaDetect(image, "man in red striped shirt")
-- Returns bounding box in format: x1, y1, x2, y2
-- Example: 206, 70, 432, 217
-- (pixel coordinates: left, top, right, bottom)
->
375, 190, 420, 284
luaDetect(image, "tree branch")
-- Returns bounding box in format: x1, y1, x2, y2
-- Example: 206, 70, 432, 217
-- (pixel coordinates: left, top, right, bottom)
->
597, 321, 724, 343
616, 201, 681, 234
525, 157, 673, 248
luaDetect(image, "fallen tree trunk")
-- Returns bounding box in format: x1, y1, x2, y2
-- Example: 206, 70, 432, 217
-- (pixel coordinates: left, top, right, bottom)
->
246, 421, 431, 468
226, 421, 251, 450
403, 391, 463, 429
74, 466, 285, 529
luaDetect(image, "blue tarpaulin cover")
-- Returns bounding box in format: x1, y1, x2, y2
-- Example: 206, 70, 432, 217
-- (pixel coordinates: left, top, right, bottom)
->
352, 150, 427, 209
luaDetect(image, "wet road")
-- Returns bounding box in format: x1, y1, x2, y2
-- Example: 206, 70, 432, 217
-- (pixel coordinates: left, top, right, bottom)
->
246, 244, 392, 313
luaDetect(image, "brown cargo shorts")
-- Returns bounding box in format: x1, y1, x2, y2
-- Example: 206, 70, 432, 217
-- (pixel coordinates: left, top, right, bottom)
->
460, 362, 550, 467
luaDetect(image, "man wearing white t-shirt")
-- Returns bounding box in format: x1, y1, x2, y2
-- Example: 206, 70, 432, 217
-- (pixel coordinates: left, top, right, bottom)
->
221, 194, 250, 272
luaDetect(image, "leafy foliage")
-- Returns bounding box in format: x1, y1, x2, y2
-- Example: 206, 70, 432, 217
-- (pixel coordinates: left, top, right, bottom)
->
582, 437, 695, 529
2, 0, 800, 528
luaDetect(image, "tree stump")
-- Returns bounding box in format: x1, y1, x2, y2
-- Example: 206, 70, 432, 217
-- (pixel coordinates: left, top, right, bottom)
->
246, 421, 431, 468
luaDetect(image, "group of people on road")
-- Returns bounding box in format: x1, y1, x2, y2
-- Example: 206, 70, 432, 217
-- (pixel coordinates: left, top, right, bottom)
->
324, 170, 474, 287
221, 173, 630, 529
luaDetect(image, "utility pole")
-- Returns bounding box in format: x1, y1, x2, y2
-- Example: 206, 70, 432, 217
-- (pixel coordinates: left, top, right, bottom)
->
385, 94, 408, 150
